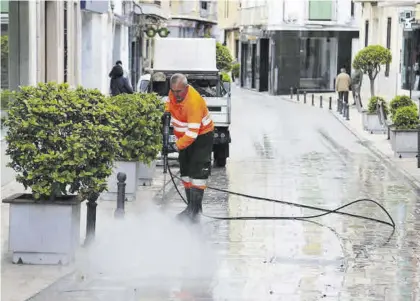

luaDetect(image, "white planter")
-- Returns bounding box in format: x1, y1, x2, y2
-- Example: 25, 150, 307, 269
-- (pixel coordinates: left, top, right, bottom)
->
137, 161, 157, 186
361, 111, 368, 131
102, 161, 138, 201
365, 113, 386, 134
235, 78, 240, 86
3, 193, 81, 265
389, 126, 396, 151
391, 129, 419, 158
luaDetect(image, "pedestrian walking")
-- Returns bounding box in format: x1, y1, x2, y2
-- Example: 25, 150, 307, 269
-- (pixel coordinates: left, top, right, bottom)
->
335, 68, 351, 106
108, 64, 133, 96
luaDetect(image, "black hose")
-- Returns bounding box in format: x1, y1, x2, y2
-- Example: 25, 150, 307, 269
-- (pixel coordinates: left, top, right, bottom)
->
166, 164, 396, 229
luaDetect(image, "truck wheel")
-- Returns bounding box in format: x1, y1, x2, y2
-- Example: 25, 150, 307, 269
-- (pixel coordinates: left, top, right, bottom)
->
215, 157, 227, 167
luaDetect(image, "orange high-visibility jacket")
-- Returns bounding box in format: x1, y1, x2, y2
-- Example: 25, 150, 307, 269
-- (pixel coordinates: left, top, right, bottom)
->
165, 86, 214, 150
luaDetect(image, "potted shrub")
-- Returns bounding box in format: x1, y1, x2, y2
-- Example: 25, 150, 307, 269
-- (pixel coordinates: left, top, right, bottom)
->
2, 82, 120, 265
388, 95, 416, 150
232, 63, 240, 86
390, 105, 420, 158
103, 93, 163, 199
363, 96, 389, 134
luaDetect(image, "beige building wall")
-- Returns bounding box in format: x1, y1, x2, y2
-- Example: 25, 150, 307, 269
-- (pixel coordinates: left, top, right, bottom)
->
218, 0, 240, 59
357, 2, 404, 100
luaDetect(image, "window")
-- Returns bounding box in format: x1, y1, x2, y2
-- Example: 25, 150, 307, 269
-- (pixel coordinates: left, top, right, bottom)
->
308, 0, 333, 21
365, 20, 369, 47
201, 1, 208, 10
385, 17, 391, 77
351, 1, 354, 18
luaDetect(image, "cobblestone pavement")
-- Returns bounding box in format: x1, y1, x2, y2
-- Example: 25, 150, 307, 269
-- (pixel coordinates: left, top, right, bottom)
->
28, 87, 420, 301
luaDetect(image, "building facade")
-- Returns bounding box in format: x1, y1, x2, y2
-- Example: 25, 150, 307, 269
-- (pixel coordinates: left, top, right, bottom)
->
238, 0, 360, 94
355, 0, 420, 101
217, 0, 241, 59
166, 0, 218, 38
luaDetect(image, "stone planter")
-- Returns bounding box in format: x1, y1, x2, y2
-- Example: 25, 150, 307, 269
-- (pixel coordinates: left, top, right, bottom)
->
234, 78, 240, 86
102, 161, 138, 201
365, 113, 386, 134
389, 125, 396, 151
391, 128, 418, 158
137, 161, 157, 186
2, 193, 81, 265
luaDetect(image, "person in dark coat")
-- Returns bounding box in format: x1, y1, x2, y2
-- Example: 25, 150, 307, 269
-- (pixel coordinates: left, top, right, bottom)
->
109, 64, 133, 96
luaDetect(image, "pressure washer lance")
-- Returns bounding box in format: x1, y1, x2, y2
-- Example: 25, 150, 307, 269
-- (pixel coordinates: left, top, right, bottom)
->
161, 111, 172, 203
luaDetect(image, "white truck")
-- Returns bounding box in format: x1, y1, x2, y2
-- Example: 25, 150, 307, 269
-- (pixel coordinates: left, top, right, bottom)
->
137, 38, 232, 167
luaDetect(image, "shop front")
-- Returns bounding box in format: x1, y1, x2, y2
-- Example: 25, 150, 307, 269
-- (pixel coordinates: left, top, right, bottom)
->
401, 26, 420, 98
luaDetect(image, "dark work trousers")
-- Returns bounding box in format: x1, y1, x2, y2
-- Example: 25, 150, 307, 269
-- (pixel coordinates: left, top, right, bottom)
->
178, 131, 214, 189
338, 91, 349, 105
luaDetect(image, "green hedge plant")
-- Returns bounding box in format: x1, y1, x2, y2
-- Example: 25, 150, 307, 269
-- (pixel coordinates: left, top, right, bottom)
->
111, 92, 164, 164
367, 96, 389, 116
216, 42, 233, 72
221, 72, 231, 82
3, 82, 121, 201
392, 105, 419, 130
389, 95, 415, 117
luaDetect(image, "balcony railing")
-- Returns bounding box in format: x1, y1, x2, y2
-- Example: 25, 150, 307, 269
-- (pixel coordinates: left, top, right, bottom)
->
239, 4, 268, 26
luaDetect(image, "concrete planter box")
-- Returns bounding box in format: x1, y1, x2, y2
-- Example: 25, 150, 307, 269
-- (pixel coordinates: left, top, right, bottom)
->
2, 193, 81, 265
234, 78, 240, 86
391, 128, 419, 158
389, 125, 396, 151
365, 113, 386, 134
137, 160, 156, 186
102, 161, 138, 201
361, 110, 368, 131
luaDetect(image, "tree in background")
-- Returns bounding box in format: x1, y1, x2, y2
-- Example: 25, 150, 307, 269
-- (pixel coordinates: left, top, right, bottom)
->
353, 45, 392, 97
216, 41, 233, 72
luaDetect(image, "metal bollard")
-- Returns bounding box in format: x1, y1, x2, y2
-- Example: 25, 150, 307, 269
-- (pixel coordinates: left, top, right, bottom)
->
346, 103, 350, 120
114, 172, 127, 219
85, 192, 99, 246
311, 94, 314, 106
290, 87, 293, 99
304, 91, 307, 104
320, 96, 323, 108
297, 90, 300, 101
329, 97, 332, 110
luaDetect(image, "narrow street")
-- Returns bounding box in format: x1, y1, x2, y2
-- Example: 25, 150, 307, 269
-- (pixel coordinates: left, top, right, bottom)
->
29, 87, 420, 301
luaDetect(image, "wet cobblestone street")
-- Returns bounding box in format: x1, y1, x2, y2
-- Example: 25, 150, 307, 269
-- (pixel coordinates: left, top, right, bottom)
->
29, 87, 420, 300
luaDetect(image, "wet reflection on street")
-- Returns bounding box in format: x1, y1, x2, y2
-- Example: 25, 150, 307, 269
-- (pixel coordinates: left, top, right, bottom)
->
164, 88, 420, 300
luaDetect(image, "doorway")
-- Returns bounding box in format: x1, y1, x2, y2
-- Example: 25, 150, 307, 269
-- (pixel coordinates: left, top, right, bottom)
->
259, 38, 269, 91
241, 43, 248, 87
251, 43, 256, 89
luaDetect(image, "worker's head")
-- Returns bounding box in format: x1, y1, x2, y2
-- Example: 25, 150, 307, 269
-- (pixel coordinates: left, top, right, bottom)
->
170, 73, 189, 102
116, 60, 123, 66
340, 68, 346, 73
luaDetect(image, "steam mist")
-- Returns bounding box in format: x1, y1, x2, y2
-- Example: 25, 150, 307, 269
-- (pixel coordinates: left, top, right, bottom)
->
77, 203, 220, 294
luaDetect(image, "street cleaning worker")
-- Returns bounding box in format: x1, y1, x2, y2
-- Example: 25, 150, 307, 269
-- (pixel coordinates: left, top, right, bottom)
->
165, 73, 214, 223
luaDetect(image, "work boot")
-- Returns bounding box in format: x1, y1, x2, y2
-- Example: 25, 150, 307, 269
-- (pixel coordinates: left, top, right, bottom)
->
176, 188, 192, 221
188, 187, 204, 223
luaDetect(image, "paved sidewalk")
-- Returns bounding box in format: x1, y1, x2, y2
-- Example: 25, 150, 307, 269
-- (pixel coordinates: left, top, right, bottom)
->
1, 165, 173, 301
283, 92, 420, 189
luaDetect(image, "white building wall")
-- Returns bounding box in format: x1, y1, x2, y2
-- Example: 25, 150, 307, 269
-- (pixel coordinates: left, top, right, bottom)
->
81, 0, 130, 95
267, 0, 359, 31
357, 3, 411, 100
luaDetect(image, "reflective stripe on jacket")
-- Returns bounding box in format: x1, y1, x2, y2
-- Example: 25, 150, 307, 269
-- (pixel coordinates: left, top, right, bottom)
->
165, 86, 214, 150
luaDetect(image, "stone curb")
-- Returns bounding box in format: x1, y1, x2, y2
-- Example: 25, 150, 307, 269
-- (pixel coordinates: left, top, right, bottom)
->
328, 110, 420, 193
